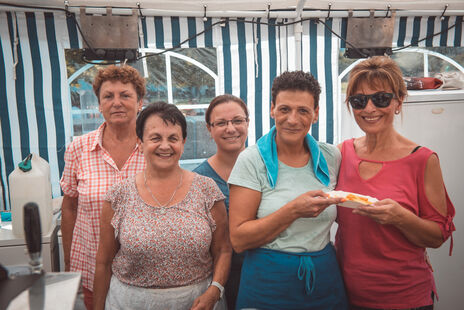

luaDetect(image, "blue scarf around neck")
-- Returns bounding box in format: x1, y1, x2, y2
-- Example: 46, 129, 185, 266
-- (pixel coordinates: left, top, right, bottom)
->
256, 126, 330, 188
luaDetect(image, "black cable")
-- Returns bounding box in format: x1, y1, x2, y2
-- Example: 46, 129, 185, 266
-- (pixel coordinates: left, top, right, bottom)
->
0, 1, 176, 63
137, 2, 144, 20
1, 2, 460, 61
392, 21, 459, 52
136, 17, 349, 61
315, 18, 368, 58
67, 12, 98, 55
0, 2, 122, 63
136, 19, 225, 60
220, 17, 368, 58
228, 16, 460, 58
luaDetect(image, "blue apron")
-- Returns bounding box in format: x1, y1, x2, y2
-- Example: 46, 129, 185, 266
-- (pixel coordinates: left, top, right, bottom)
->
236, 243, 348, 310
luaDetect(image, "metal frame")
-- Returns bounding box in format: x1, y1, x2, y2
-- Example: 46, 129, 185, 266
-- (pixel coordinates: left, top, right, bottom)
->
139, 48, 219, 108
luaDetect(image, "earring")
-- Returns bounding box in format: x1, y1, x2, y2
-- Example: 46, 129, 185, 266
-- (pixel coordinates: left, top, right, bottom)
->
395, 110, 400, 115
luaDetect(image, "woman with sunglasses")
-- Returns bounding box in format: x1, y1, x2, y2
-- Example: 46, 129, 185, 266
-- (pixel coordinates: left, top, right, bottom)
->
193, 94, 249, 310
335, 56, 455, 310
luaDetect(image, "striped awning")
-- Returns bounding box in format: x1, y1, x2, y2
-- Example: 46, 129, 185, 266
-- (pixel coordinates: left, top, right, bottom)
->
341, 15, 463, 48
1, 11, 463, 209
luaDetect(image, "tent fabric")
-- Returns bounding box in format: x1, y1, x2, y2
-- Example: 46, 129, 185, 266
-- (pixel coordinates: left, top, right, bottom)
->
340, 15, 463, 48
0, 11, 72, 209
0, 11, 463, 210
137, 16, 340, 144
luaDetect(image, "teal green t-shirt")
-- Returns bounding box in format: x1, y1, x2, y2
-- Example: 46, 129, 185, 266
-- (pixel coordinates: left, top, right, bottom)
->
228, 143, 341, 253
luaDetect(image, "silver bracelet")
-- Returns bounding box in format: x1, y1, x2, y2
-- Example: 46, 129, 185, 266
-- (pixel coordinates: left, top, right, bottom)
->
209, 281, 224, 298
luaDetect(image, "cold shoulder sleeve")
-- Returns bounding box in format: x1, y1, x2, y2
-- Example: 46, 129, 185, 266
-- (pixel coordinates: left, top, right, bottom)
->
417, 150, 456, 253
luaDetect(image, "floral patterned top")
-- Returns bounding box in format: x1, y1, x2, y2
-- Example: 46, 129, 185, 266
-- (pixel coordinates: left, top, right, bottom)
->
105, 173, 225, 288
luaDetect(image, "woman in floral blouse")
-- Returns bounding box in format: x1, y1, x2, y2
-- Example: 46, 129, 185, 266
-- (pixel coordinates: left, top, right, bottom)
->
93, 102, 232, 310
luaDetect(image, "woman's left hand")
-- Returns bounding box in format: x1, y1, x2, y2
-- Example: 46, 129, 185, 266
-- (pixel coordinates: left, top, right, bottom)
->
352, 198, 409, 225
190, 286, 220, 310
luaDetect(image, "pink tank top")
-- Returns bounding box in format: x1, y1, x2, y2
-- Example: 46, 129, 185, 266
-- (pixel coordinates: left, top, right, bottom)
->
335, 139, 455, 309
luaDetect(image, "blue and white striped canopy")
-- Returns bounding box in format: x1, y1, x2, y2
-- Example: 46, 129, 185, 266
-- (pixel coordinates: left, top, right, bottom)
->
1, 11, 463, 209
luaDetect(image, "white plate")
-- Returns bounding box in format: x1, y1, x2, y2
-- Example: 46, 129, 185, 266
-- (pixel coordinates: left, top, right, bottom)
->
327, 190, 378, 209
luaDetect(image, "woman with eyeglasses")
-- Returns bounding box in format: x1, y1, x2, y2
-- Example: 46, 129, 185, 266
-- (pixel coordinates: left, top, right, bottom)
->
335, 56, 455, 310
228, 71, 348, 309
193, 94, 249, 310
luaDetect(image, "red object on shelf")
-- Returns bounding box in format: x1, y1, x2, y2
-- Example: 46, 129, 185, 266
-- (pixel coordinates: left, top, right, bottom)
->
404, 77, 443, 90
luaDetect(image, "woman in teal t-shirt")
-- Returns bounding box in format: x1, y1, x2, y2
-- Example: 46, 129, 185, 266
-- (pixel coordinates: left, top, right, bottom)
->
194, 94, 249, 310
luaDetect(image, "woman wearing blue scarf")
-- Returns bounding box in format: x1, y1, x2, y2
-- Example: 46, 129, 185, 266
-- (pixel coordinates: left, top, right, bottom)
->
228, 71, 348, 310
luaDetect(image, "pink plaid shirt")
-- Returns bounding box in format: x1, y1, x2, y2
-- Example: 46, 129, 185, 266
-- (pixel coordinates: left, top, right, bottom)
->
60, 123, 145, 291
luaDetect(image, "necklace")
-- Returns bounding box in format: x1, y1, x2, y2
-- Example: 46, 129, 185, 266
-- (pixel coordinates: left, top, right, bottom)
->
143, 169, 183, 208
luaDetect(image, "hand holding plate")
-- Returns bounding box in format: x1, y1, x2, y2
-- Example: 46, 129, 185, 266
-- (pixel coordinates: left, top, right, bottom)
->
291, 190, 343, 218
353, 198, 409, 225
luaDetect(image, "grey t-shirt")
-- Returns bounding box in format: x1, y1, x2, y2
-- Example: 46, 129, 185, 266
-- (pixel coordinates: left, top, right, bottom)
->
228, 143, 341, 253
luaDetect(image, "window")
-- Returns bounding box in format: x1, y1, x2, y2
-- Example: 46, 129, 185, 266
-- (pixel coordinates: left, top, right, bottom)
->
339, 47, 464, 93
65, 48, 218, 168
337, 47, 464, 143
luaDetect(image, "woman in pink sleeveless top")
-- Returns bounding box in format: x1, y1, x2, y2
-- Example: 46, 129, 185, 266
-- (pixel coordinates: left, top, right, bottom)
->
335, 56, 455, 310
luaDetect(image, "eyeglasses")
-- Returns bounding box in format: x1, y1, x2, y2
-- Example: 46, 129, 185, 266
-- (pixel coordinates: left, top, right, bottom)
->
210, 117, 248, 128
348, 92, 395, 110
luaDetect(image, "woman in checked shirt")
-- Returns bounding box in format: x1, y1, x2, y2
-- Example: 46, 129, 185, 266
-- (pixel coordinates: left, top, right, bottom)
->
60, 65, 146, 310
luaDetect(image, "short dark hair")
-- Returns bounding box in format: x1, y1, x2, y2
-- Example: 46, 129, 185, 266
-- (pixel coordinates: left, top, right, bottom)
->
271, 71, 321, 108
205, 94, 249, 125
136, 102, 187, 140
93, 65, 146, 102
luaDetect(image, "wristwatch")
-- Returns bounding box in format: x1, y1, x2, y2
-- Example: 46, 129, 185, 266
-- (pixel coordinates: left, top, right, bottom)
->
210, 281, 224, 299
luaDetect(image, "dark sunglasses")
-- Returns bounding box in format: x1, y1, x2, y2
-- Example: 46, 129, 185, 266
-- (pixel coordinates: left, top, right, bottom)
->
348, 92, 395, 110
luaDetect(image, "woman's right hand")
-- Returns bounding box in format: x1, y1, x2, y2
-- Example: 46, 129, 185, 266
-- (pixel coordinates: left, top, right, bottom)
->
190, 286, 220, 310
61, 195, 78, 272
289, 190, 343, 219
230, 186, 342, 253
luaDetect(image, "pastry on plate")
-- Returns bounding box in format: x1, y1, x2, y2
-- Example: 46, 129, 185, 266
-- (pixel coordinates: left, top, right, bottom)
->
327, 190, 378, 208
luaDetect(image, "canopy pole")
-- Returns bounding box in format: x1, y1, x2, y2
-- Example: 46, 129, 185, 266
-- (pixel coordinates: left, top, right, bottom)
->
294, 0, 306, 71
